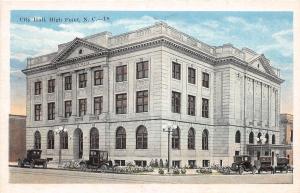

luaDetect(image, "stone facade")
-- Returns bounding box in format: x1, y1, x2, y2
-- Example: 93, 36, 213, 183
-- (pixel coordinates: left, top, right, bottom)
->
280, 114, 293, 165
22, 22, 283, 167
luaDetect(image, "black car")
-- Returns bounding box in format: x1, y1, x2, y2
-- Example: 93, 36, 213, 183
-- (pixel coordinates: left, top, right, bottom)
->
79, 150, 113, 171
231, 155, 256, 174
18, 149, 48, 168
274, 157, 289, 173
254, 156, 274, 174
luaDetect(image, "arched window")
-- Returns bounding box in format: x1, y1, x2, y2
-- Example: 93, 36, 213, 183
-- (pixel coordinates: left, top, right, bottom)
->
172, 127, 180, 149
257, 132, 262, 143
116, 127, 126, 149
90, 127, 99, 149
202, 129, 209, 150
272, 134, 275, 144
188, 128, 195, 150
47, 130, 54, 149
136, 126, 147, 149
60, 132, 68, 149
249, 132, 254, 144
34, 131, 41, 149
235, 130, 241, 143
265, 133, 269, 144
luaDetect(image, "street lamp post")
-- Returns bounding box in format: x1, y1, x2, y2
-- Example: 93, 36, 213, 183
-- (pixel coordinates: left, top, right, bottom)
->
163, 123, 177, 173
55, 126, 68, 165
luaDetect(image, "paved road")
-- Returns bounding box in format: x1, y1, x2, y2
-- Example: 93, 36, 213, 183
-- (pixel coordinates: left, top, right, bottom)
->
9, 167, 293, 184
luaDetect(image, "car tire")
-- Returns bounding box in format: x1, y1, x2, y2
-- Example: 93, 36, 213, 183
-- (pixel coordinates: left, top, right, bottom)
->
239, 166, 244, 175
100, 164, 108, 170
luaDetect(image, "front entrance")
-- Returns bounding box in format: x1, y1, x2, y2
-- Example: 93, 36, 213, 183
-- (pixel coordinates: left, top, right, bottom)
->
73, 128, 83, 159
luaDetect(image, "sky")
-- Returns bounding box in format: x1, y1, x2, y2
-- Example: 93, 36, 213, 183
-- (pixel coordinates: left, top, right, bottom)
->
10, 11, 293, 115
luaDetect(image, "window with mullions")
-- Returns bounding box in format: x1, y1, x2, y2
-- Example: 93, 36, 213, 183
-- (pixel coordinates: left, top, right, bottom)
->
64, 100, 72, 118
94, 96, 103, 115
202, 72, 209, 88
34, 131, 41, 149
172, 127, 180, 149
79, 99, 87, 116
136, 126, 148, 149
188, 67, 196, 84
116, 93, 127, 114
90, 127, 99, 149
202, 129, 209, 150
48, 102, 55, 120
79, 73, 87, 88
188, 128, 195, 150
47, 130, 54, 149
136, 90, 148, 113
235, 130, 241, 143
34, 104, 41, 121
249, 132, 254, 144
116, 65, 127, 82
172, 91, 181, 113
116, 127, 126, 149
172, 62, 181, 80
272, 134, 276, 144
34, 81, 42, 95
202, 98, 209, 118
60, 132, 68, 149
64, 76, 72, 90
136, 61, 149, 79
48, 79, 55, 93
188, 95, 196, 116
94, 70, 103, 85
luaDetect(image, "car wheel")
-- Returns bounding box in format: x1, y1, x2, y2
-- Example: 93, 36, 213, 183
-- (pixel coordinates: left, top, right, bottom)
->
100, 164, 108, 170
239, 166, 244, 175
80, 163, 87, 171
30, 161, 35, 169
43, 162, 47, 169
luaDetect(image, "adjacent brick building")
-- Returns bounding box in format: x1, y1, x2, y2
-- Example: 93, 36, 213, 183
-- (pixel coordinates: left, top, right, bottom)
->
280, 113, 293, 165
9, 114, 26, 162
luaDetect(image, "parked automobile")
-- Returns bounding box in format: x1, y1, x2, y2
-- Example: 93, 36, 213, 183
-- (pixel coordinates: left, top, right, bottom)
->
17, 149, 48, 169
274, 157, 290, 173
254, 156, 274, 174
79, 150, 113, 171
231, 155, 256, 174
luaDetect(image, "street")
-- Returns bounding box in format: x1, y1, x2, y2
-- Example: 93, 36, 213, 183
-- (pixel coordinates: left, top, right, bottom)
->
9, 167, 293, 184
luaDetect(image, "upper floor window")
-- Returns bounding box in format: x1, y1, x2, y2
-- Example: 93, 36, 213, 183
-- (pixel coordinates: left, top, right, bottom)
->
202, 129, 209, 150
136, 90, 148, 113
116, 65, 127, 82
272, 134, 276, 144
265, 133, 269, 144
34, 104, 41, 121
34, 131, 41, 149
172, 91, 181, 113
64, 76, 72, 90
79, 73, 87, 88
136, 125, 148, 149
235, 130, 241, 143
187, 95, 196, 116
79, 99, 87, 116
90, 127, 99, 150
64, 100, 72, 118
47, 130, 54, 149
188, 127, 195, 150
94, 96, 103, 115
116, 93, 127, 114
47, 102, 55, 120
172, 62, 181, 80
172, 127, 180, 149
34, 81, 42, 95
188, 67, 196, 84
94, 70, 103, 86
202, 72, 209, 88
48, 79, 55, 93
136, 61, 149, 79
202, 98, 209, 118
249, 132, 254, 144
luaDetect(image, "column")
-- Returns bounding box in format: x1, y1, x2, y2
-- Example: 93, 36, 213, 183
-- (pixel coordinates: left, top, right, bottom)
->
86, 68, 92, 115
71, 71, 77, 116
56, 73, 63, 118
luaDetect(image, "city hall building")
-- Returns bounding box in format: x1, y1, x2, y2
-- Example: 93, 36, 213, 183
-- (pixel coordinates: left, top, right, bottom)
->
22, 22, 283, 167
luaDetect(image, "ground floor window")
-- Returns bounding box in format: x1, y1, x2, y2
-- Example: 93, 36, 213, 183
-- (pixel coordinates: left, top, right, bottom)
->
115, 160, 126, 166
172, 160, 181, 168
202, 160, 210, 167
135, 160, 147, 167
188, 160, 196, 168
235, 151, 240, 156
265, 151, 269, 156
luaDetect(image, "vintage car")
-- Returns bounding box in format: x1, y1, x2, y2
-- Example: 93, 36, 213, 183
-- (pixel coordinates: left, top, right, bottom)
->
231, 155, 256, 174
254, 156, 274, 174
274, 157, 289, 173
17, 149, 48, 168
79, 150, 113, 171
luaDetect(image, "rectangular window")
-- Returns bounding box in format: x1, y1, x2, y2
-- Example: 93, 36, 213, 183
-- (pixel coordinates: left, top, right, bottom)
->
172, 160, 181, 168
47, 102, 55, 120
64, 76, 72, 90
79, 99, 87, 116
94, 96, 103, 115
136, 61, 149, 79
172, 91, 181, 113
94, 70, 103, 86
64, 100, 72, 118
202, 160, 210, 167
172, 62, 181, 80
202, 98, 209, 118
134, 160, 147, 167
188, 95, 196, 116
188, 160, 196, 168
202, 72, 209, 88
48, 79, 55, 93
79, 73, 87, 88
114, 160, 126, 166
34, 81, 42, 95
116, 93, 127, 114
116, 65, 127, 82
235, 151, 240, 156
188, 67, 196, 84
136, 90, 148, 113
34, 104, 41, 121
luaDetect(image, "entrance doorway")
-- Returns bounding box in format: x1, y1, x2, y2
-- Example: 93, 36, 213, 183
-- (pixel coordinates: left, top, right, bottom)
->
73, 128, 83, 159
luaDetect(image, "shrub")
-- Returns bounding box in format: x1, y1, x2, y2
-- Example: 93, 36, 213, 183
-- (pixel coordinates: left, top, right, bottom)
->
181, 168, 187, 174
158, 168, 164, 175
173, 168, 180, 175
